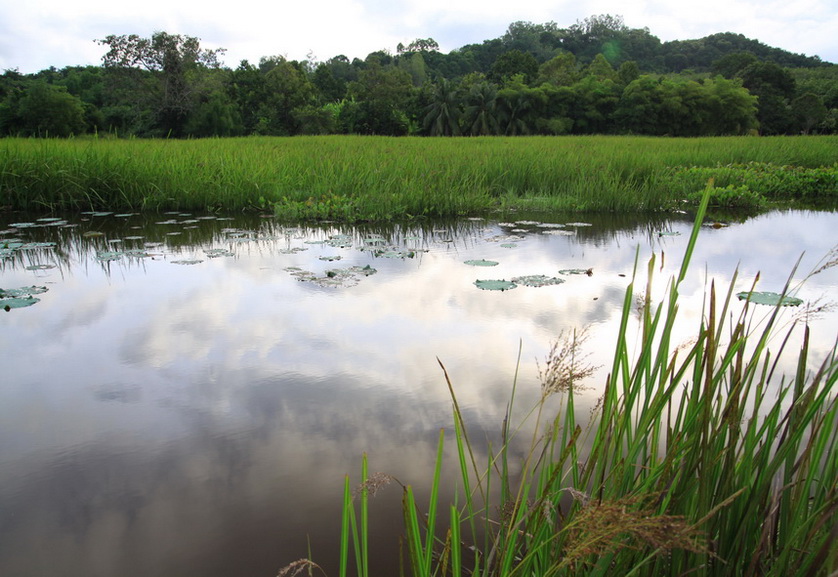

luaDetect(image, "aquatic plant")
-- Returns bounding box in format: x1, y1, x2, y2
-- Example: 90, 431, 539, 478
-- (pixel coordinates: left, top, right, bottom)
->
330, 187, 838, 576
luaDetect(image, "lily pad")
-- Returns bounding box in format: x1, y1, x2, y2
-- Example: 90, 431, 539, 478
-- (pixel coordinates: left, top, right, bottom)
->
511, 275, 565, 287
96, 251, 123, 262
559, 268, 594, 276
25, 264, 56, 271
204, 249, 235, 258
171, 259, 203, 265
657, 231, 681, 237
0, 286, 48, 298
464, 259, 499, 267
1, 297, 40, 311
736, 291, 803, 307
474, 279, 517, 291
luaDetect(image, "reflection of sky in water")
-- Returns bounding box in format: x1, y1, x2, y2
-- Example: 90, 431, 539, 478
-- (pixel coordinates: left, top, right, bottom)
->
0, 210, 836, 576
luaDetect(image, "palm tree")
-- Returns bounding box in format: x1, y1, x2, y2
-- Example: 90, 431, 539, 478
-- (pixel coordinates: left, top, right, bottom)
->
462, 82, 500, 136
422, 79, 461, 136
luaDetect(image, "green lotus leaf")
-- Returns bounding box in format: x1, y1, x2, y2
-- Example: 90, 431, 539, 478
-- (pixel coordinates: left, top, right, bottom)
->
736, 291, 803, 307
474, 279, 517, 291
96, 251, 122, 261
2, 296, 40, 310
0, 286, 48, 298
25, 264, 56, 271
511, 275, 566, 287
171, 259, 204, 265
559, 268, 593, 276
464, 259, 499, 267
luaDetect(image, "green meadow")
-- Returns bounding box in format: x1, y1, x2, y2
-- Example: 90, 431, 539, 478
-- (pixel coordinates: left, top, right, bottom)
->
1, 135, 836, 219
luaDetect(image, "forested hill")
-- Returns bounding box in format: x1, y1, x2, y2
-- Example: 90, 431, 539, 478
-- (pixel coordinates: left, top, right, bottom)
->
450, 20, 829, 75
1, 14, 835, 138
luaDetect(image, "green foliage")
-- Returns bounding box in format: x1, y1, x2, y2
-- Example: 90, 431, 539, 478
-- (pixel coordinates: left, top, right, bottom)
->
1, 81, 86, 136
667, 162, 838, 205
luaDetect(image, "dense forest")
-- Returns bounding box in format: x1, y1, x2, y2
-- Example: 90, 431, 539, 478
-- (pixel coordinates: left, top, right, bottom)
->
1, 15, 836, 138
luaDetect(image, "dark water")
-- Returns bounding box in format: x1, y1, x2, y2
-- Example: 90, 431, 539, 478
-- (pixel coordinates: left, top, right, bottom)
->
1, 209, 836, 577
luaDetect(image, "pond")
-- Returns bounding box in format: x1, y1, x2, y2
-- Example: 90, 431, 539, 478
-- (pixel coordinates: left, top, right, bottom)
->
1, 208, 836, 577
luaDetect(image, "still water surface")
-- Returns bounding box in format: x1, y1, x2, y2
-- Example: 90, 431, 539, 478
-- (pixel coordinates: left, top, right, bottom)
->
1, 209, 836, 577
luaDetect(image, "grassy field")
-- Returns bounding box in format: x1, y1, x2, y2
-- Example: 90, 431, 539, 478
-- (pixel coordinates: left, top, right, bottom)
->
323, 191, 838, 577
1, 135, 836, 219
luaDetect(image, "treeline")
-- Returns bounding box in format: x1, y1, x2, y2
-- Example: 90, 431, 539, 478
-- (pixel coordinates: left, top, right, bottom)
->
1, 15, 835, 138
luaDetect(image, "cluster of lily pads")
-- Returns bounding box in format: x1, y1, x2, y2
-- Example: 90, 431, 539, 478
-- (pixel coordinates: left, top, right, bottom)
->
0, 213, 807, 306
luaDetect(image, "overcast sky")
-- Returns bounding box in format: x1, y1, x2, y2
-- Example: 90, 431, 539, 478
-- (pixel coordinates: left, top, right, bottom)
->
2, 0, 836, 73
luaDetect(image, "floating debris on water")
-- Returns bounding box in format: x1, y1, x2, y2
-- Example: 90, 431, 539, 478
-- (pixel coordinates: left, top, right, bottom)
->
511, 275, 566, 287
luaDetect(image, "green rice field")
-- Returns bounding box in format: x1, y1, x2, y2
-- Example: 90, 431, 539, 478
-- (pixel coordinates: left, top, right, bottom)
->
1, 135, 836, 219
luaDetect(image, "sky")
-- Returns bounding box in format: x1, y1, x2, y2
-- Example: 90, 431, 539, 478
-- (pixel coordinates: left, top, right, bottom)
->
1, 0, 836, 73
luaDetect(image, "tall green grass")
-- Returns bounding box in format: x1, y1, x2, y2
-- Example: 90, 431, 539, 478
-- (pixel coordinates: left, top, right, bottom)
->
1, 136, 836, 218
329, 187, 838, 576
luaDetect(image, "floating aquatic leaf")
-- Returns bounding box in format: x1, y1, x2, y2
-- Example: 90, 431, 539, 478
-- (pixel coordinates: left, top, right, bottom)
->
566, 222, 593, 227
19, 242, 56, 249
124, 236, 144, 241
123, 249, 153, 258
511, 275, 565, 287
2, 297, 39, 310
0, 286, 48, 298
171, 259, 203, 265
559, 268, 594, 276
515, 220, 540, 225
353, 265, 377, 276
537, 223, 566, 228
25, 264, 56, 271
474, 279, 517, 291
9, 222, 36, 228
36, 217, 64, 223
736, 291, 803, 307
657, 231, 681, 237
464, 259, 499, 267
305, 240, 326, 245
542, 229, 575, 236
375, 250, 415, 258
96, 251, 122, 262
279, 247, 308, 254
319, 255, 343, 261
500, 243, 518, 248
83, 231, 105, 237
204, 249, 234, 258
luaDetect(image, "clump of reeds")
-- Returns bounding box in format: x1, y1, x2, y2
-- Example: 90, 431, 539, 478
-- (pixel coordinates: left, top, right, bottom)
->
331, 185, 838, 576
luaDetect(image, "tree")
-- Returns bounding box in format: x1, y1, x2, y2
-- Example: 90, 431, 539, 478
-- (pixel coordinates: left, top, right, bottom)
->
536, 52, 580, 87
346, 62, 414, 135
792, 92, 828, 134
422, 79, 461, 136
5, 81, 86, 136
97, 32, 226, 136
490, 50, 539, 84
496, 75, 546, 135
462, 81, 500, 136
739, 61, 796, 134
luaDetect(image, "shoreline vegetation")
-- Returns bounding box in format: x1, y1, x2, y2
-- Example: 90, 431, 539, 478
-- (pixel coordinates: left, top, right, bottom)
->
300, 190, 837, 577
1, 135, 836, 221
